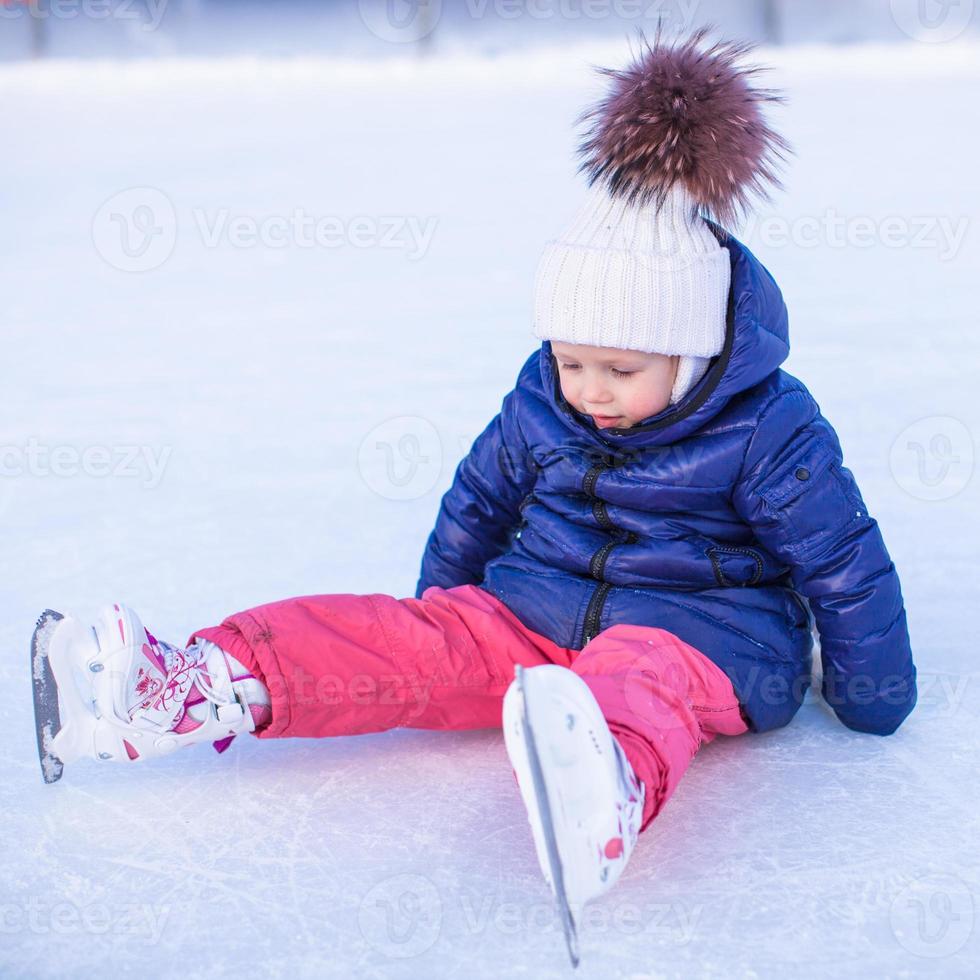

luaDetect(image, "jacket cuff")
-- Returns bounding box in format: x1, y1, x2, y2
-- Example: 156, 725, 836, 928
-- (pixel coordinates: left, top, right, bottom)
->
822, 669, 918, 735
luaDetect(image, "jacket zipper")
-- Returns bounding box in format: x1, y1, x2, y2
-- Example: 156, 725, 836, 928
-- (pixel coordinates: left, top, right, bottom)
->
582, 583, 612, 646
581, 542, 617, 646
583, 465, 604, 497
580, 460, 637, 647
581, 528, 640, 647
588, 540, 616, 579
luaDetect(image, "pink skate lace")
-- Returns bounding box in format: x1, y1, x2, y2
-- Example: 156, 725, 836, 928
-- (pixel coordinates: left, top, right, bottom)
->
130, 632, 271, 754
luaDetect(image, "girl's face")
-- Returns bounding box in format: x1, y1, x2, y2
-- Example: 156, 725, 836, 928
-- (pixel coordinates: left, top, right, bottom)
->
551, 341, 679, 429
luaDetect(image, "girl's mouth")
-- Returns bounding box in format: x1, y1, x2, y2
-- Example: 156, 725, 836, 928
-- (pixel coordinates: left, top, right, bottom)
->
592, 415, 622, 428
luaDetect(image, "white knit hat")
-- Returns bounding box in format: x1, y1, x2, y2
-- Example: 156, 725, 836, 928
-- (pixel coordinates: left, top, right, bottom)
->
531, 30, 788, 408
532, 182, 729, 405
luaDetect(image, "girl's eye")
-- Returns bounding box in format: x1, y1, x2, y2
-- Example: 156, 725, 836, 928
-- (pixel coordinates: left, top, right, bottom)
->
559, 363, 633, 378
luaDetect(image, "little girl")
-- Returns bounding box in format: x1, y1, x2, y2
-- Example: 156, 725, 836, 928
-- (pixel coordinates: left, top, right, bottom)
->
31, 30, 918, 966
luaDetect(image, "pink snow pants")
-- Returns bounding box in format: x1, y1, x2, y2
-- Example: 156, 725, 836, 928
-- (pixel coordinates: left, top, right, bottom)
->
189, 585, 748, 831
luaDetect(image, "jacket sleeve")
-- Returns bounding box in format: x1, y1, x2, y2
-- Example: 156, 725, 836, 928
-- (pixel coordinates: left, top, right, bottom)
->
732, 388, 917, 735
415, 380, 537, 598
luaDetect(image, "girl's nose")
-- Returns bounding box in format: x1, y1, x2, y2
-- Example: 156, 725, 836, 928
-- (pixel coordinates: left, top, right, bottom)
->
583, 377, 612, 405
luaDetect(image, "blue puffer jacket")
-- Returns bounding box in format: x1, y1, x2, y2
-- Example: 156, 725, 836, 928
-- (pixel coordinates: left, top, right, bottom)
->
416, 230, 917, 736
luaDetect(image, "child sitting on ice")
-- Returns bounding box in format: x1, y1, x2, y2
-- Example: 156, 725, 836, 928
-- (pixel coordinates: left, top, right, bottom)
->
32, 30, 917, 966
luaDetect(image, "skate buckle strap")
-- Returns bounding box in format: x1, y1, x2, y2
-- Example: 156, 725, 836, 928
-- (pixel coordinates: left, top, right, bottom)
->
216, 700, 245, 724
186, 641, 253, 729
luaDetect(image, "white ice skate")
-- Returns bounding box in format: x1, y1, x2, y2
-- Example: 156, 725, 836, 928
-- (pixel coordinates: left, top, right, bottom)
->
30, 604, 270, 783
502, 664, 645, 967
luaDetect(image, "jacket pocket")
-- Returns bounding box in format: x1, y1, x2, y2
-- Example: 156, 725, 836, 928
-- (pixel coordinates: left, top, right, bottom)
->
757, 436, 863, 561
706, 545, 765, 587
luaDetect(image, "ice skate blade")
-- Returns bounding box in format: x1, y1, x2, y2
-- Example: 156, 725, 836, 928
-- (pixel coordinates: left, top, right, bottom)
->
31, 609, 66, 784
32, 611, 111, 781
46, 616, 110, 770
505, 664, 581, 969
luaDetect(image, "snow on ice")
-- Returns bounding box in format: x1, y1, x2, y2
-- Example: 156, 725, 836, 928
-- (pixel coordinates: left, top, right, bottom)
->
1, 37, 978, 979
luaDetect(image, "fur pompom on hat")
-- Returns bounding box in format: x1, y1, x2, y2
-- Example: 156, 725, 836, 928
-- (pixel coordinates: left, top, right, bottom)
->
533, 28, 790, 407
576, 27, 790, 227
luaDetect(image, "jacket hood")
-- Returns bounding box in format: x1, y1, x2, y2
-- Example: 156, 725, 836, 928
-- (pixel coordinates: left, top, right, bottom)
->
539, 228, 790, 447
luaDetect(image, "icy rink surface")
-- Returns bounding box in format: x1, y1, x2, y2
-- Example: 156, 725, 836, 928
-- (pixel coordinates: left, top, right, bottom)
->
1, 40, 979, 978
